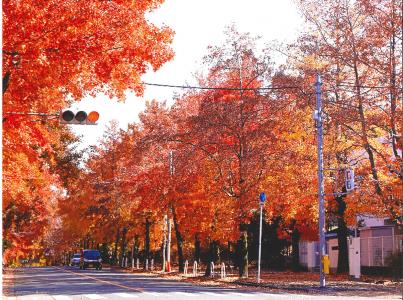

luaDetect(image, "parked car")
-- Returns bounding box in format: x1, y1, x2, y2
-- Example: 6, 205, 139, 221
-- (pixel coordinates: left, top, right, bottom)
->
70, 253, 81, 266
79, 249, 102, 270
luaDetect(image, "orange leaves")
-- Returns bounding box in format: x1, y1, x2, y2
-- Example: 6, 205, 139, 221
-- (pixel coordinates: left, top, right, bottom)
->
3, 0, 174, 262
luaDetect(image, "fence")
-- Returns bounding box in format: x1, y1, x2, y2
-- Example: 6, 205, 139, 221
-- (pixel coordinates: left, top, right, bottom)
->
360, 235, 402, 267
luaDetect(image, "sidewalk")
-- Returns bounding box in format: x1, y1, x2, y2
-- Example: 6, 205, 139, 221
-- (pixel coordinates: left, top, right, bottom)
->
116, 265, 402, 298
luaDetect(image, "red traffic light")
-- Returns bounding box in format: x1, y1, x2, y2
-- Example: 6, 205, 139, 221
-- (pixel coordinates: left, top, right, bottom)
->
88, 111, 99, 123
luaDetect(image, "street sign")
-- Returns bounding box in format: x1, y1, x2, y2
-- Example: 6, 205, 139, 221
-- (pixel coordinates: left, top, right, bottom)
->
345, 168, 355, 192
259, 192, 266, 203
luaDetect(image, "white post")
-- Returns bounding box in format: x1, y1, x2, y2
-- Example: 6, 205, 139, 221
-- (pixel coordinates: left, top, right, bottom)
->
210, 262, 215, 278
184, 260, 188, 276
145, 258, 149, 270
151, 259, 154, 271
258, 202, 263, 283
193, 261, 198, 277
136, 258, 139, 270
162, 214, 167, 272
131, 258, 134, 270
167, 217, 171, 272
221, 263, 226, 279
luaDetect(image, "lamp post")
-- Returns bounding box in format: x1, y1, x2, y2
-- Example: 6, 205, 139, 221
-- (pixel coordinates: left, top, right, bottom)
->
257, 192, 266, 283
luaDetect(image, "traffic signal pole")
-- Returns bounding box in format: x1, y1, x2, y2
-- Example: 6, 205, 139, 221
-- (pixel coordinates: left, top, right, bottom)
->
315, 74, 326, 288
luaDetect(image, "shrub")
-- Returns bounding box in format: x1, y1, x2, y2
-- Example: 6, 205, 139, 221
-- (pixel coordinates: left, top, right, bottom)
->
385, 251, 402, 281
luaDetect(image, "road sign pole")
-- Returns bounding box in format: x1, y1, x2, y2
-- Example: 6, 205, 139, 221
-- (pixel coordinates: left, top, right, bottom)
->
257, 202, 263, 283
315, 73, 326, 288
257, 192, 266, 283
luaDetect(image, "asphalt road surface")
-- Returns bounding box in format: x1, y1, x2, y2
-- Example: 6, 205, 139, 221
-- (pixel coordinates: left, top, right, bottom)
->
3, 266, 394, 300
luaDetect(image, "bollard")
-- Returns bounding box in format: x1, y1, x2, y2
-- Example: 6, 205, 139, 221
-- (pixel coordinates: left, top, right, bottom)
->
220, 263, 226, 279
193, 261, 198, 277
210, 262, 215, 278
131, 258, 134, 270
136, 258, 139, 270
125, 257, 128, 268
151, 259, 154, 271
184, 260, 188, 276
145, 258, 149, 271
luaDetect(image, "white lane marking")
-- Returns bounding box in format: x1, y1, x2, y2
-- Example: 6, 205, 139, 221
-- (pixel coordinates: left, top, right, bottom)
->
85, 294, 106, 299
25, 296, 44, 300
174, 292, 199, 297
53, 296, 73, 300
228, 293, 254, 297
113, 293, 139, 298
143, 292, 162, 296
202, 292, 225, 297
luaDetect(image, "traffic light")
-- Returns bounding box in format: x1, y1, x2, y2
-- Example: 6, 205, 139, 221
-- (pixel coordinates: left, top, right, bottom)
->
60, 110, 99, 125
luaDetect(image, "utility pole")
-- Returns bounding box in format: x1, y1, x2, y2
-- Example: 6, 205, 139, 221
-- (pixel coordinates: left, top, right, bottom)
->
314, 73, 326, 288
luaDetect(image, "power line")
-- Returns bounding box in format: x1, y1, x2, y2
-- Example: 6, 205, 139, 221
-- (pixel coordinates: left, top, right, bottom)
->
143, 82, 395, 91
143, 82, 302, 91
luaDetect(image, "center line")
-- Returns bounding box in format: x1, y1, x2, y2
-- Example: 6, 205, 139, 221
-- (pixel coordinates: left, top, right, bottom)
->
55, 267, 143, 293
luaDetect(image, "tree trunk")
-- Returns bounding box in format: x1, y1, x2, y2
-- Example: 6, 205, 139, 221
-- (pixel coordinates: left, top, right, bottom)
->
336, 194, 349, 273
133, 235, 140, 260
227, 241, 231, 265
291, 225, 300, 271
238, 228, 248, 278
100, 243, 109, 263
112, 228, 120, 265
145, 218, 150, 260
172, 205, 184, 272
120, 227, 128, 267
194, 235, 201, 263
3, 71, 10, 95
204, 240, 219, 277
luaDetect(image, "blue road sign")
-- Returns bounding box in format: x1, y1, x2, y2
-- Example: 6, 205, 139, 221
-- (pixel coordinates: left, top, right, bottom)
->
259, 192, 266, 203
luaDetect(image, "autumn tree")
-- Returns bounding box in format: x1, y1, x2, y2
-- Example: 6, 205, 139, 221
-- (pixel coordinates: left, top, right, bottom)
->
3, 0, 174, 264
294, 0, 402, 272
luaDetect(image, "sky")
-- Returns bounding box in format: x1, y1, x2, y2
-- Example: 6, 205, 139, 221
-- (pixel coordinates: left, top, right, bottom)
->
71, 0, 304, 149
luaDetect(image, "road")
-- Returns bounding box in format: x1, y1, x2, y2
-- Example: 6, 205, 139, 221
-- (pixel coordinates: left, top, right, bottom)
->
2, 266, 395, 300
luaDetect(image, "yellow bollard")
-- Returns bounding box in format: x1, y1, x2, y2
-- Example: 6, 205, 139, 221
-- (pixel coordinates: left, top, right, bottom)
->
322, 255, 330, 274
